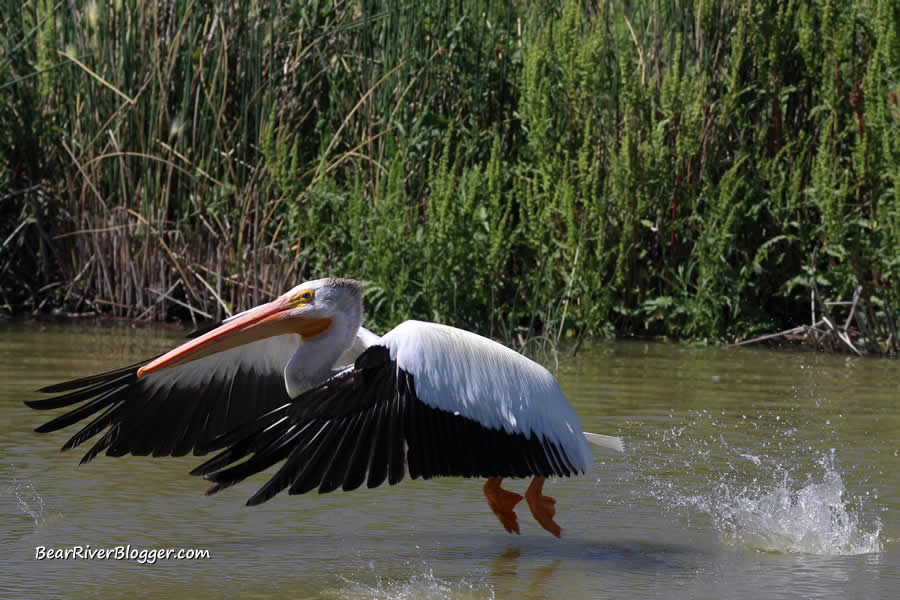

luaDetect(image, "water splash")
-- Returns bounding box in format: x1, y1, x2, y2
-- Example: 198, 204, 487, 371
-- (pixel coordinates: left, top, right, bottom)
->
333, 565, 494, 600
6, 474, 48, 527
623, 413, 884, 556
685, 453, 882, 555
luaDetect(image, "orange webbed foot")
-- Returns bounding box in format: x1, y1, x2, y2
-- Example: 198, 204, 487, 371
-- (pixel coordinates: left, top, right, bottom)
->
483, 477, 523, 534
525, 476, 561, 538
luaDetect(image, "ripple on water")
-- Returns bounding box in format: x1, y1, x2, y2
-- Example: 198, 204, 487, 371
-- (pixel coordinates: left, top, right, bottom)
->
331, 565, 494, 600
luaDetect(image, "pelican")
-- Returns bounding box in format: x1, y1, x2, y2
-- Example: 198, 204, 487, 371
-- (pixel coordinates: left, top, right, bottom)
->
27, 278, 622, 537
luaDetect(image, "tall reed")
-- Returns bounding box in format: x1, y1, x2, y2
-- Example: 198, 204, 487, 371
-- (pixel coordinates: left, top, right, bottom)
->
2, 0, 898, 352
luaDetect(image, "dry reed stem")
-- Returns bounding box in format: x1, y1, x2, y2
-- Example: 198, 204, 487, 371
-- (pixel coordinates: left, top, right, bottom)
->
56, 49, 135, 105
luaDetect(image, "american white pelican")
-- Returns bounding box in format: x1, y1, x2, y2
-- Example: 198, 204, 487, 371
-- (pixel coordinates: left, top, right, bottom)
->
28, 278, 623, 537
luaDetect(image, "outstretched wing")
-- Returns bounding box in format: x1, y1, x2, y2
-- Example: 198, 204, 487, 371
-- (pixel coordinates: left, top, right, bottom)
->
27, 335, 301, 462
195, 321, 594, 505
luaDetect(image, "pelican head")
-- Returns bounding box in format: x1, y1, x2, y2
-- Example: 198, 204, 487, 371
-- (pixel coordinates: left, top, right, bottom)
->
137, 278, 363, 378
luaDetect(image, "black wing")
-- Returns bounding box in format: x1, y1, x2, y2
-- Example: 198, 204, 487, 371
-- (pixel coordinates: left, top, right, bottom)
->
193, 345, 579, 505
26, 335, 300, 462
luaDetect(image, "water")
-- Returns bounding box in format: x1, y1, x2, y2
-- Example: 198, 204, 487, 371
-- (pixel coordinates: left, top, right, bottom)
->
1, 322, 897, 598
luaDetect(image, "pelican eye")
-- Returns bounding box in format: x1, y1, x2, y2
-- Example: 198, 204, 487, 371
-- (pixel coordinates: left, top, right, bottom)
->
296, 289, 315, 304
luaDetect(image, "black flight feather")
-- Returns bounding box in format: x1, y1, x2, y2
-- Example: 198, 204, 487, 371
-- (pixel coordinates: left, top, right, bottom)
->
197, 343, 576, 506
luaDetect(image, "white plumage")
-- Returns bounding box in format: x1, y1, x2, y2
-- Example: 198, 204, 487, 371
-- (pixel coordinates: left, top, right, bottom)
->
383, 320, 594, 472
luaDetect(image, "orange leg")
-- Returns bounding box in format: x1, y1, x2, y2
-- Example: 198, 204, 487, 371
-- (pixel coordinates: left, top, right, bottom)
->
483, 477, 523, 534
525, 476, 560, 537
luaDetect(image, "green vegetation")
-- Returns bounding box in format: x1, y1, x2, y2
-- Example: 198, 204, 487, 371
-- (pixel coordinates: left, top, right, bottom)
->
2, 0, 898, 350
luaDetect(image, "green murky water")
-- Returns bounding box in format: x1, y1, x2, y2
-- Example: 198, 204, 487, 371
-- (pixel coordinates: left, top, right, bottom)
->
1, 322, 897, 599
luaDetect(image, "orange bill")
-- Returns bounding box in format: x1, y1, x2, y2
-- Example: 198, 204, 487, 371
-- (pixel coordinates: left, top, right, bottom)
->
137, 298, 331, 377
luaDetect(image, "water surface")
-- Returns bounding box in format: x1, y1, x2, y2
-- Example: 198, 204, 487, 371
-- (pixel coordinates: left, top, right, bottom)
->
1, 322, 897, 598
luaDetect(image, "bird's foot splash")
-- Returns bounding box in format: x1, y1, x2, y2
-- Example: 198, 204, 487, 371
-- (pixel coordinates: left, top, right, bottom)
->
483, 477, 522, 534
525, 476, 560, 537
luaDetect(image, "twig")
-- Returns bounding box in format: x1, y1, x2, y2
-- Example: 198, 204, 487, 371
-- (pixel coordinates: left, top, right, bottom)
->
126, 208, 201, 304
216, 245, 224, 322
127, 256, 140, 312
569, 326, 587, 358
727, 322, 821, 348
810, 245, 819, 328
822, 314, 862, 356
147, 287, 213, 320
884, 294, 899, 352
57, 49, 135, 104
61, 139, 108, 210
623, 15, 646, 85
53, 224, 136, 239
836, 330, 862, 356
556, 245, 580, 346
135, 279, 182, 321
0, 219, 29, 256
312, 61, 405, 185
0, 184, 41, 201
190, 261, 276, 298
187, 264, 231, 318
62, 255, 95, 305
853, 296, 877, 346
844, 285, 862, 331
82, 151, 224, 186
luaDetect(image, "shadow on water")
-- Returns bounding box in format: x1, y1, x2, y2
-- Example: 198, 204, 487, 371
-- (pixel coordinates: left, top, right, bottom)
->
315, 536, 709, 600
486, 538, 707, 572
